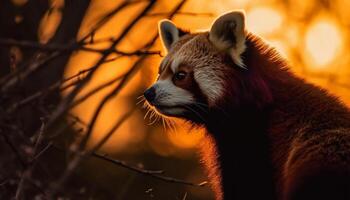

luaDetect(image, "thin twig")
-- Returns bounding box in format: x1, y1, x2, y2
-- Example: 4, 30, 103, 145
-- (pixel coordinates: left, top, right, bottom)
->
1, 133, 26, 169
79, 0, 144, 43
70, 74, 124, 108
42, 0, 157, 135
46, 1, 196, 197
0, 52, 61, 92
91, 108, 136, 152
6, 57, 125, 113
76, 0, 159, 150
0, 0, 142, 93
92, 152, 207, 187
0, 38, 162, 56
93, 152, 164, 174
33, 142, 53, 161
15, 118, 46, 200
45, 1, 159, 196
50, 144, 206, 188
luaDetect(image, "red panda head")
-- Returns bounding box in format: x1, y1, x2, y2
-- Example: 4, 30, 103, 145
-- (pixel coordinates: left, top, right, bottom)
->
144, 10, 272, 123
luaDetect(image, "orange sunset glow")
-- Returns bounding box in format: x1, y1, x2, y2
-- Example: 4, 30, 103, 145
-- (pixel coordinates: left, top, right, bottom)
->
2, 0, 350, 199
59, 0, 350, 157
58, 2, 350, 198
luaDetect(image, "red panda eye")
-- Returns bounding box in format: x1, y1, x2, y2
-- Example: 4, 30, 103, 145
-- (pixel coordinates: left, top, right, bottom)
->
173, 71, 187, 81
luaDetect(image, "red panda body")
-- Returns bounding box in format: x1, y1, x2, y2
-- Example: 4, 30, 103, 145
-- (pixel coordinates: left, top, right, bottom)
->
145, 11, 350, 200
201, 33, 350, 200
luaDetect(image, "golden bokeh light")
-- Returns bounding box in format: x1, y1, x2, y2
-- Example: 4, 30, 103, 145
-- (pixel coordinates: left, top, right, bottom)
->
288, 0, 316, 19
61, 0, 350, 156
246, 7, 283, 35
38, 0, 64, 43
305, 19, 343, 68
216, 0, 251, 10
11, 0, 28, 6
231, 0, 251, 7
3, 1, 350, 199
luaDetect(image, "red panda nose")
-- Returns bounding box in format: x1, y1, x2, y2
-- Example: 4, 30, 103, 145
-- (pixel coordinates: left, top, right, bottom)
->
144, 87, 156, 103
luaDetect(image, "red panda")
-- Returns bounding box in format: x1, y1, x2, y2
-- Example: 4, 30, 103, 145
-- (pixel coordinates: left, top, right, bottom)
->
143, 10, 350, 200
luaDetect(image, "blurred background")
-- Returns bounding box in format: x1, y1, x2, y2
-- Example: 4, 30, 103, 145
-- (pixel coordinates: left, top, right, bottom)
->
1, 0, 350, 199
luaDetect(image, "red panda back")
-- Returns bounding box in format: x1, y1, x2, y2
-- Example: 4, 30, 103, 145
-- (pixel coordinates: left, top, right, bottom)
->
199, 33, 350, 200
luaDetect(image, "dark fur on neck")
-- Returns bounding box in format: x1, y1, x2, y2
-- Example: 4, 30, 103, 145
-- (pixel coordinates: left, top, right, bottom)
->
200, 33, 350, 200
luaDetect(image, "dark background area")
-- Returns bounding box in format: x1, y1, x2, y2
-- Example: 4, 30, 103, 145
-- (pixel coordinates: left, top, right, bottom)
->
0, 0, 349, 199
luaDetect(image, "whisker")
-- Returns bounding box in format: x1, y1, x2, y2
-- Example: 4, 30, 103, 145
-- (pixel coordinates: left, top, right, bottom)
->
149, 110, 156, 121
165, 118, 171, 132
148, 114, 159, 125
167, 118, 177, 133
171, 120, 178, 133
164, 118, 171, 132
142, 101, 149, 108
144, 108, 152, 120
162, 117, 167, 132
136, 97, 146, 105
157, 115, 162, 125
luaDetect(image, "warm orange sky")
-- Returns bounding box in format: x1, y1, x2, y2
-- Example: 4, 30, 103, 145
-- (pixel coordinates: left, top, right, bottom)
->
42, 0, 350, 154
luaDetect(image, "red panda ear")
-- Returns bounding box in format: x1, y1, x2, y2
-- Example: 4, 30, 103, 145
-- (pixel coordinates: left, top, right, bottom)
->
209, 10, 247, 68
158, 20, 180, 53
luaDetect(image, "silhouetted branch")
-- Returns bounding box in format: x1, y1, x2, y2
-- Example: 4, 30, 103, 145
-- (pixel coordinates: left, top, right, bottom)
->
0, 0, 212, 199
42, 1, 158, 136
44, 0, 208, 197
92, 152, 208, 187
0, 51, 62, 92
0, 38, 162, 56
0, 0, 143, 94
7, 56, 133, 113
1, 1, 350, 199
45, 1, 160, 196
15, 119, 46, 200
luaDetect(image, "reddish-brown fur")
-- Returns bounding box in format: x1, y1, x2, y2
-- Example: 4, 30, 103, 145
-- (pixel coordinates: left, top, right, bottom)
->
193, 33, 350, 199
202, 34, 350, 200
150, 29, 350, 199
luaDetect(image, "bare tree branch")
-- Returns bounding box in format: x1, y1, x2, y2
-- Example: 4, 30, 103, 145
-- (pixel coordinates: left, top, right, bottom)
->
0, 38, 162, 56
15, 118, 46, 200
92, 152, 208, 187
0, 1, 213, 199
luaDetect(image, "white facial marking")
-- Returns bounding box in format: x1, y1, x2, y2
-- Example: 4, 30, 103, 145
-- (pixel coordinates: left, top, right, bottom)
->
170, 56, 182, 73
194, 69, 224, 104
152, 79, 194, 115
154, 79, 194, 106
172, 35, 226, 106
